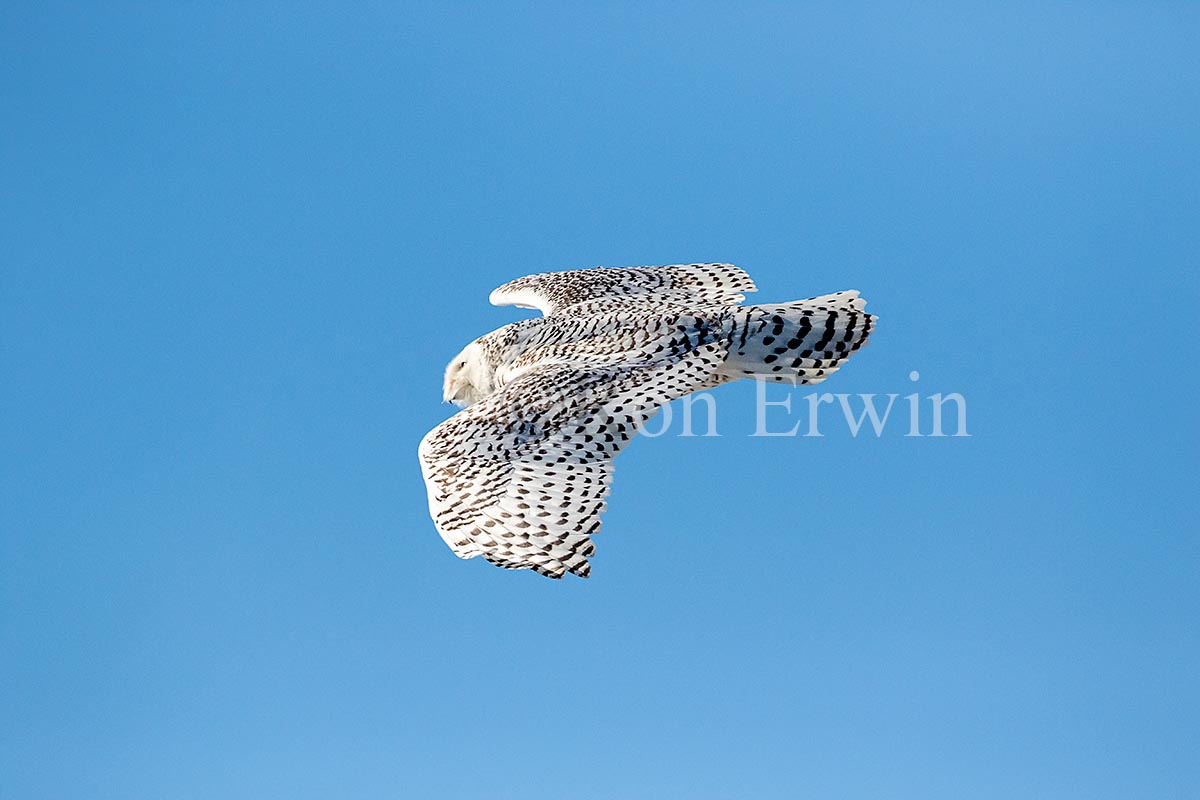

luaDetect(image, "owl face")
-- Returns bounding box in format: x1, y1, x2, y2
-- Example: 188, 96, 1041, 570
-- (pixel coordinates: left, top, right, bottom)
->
442, 341, 494, 408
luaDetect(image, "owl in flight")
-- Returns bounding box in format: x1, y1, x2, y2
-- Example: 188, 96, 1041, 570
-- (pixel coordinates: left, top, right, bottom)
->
419, 263, 875, 579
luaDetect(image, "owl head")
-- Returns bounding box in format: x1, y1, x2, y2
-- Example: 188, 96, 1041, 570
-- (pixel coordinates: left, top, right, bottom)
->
442, 341, 496, 408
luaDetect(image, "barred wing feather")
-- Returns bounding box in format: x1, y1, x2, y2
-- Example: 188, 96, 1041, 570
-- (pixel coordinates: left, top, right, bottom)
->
489, 263, 757, 316
418, 344, 726, 578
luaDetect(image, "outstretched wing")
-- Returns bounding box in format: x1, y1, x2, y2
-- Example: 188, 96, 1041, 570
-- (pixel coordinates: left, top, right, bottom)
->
418, 344, 727, 578
489, 263, 757, 316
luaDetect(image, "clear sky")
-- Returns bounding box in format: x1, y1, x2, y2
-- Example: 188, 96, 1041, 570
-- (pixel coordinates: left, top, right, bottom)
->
2, 3, 1197, 798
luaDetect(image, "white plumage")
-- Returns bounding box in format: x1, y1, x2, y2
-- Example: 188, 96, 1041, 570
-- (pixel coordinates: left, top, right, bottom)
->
419, 263, 875, 579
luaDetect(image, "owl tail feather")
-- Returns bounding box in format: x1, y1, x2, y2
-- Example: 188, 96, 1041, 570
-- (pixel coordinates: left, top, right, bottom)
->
718, 291, 876, 386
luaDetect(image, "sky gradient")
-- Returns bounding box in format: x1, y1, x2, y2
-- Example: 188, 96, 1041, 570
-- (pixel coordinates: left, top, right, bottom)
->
2, 3, 1198, 798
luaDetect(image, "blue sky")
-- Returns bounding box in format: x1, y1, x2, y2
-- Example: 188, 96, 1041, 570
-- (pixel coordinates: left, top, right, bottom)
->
2, 3, 1197, 798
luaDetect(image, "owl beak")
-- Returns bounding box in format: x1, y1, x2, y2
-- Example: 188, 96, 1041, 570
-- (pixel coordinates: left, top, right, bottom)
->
443, 378, 470, 408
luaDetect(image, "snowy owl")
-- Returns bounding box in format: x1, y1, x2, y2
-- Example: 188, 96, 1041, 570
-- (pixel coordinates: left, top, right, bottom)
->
419, 263, 875, 579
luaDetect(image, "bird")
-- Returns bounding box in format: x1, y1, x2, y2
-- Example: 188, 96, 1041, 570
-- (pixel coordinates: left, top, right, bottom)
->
418, 263, 875, 579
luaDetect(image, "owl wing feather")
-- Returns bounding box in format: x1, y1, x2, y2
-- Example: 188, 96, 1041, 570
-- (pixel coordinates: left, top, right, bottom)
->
418, 343, 727, 578
489, 263, 757, 316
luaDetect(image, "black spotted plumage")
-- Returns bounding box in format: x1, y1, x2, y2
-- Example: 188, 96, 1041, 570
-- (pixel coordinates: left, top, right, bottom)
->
419, 263, 876, 579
